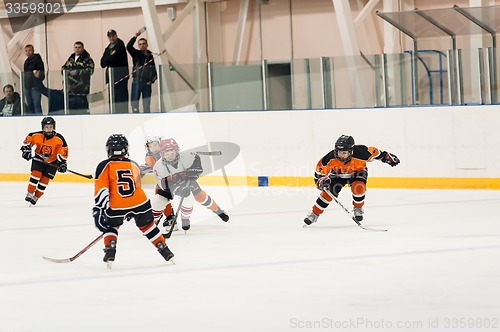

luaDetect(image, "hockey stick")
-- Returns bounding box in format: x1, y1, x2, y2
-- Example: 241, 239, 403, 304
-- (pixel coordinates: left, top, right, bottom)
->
164, 194, 186, 239
32, 156, 93, 179
323, 189, 388, 232
42, 233, 104, 263
67, 169, 93, 179
196, 151, 222, 156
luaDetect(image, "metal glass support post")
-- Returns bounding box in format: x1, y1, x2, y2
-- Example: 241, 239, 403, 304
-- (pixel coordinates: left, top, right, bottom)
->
456, 49, 464, 105
321, 57, 333, 109
207, 62, 213, 111
382, 53, 389, 107
304, 58, 312, 109
108, 68, 115, 114
478, 48, 485, 105
488, 47, 497, 104
261, 59, 268, 110
63, 70, 69, 115
373, 54, 382, 107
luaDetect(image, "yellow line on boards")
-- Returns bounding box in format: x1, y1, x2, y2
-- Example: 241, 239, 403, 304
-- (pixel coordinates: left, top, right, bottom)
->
1, 174, 499, 189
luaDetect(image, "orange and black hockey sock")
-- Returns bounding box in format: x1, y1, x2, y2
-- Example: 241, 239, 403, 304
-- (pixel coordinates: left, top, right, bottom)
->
312, 191, 333, 216
34, 176, 50, 198
27, 170, 43, 194
138, 221, 164, 248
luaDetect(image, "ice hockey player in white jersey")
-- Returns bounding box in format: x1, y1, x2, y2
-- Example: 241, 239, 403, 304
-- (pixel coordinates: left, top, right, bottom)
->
152, 138, 229, 234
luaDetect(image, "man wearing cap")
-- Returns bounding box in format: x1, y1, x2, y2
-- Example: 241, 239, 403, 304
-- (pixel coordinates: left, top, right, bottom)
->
127, 29, 157, 113
100, 29, 129, 114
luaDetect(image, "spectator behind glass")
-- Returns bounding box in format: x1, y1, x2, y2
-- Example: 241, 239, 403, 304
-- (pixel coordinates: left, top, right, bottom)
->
0, 84, 22, 116
23, 44, 45, 115
127, 30, 157, 113
61, 41, 95, 113
100, 29, 129, 114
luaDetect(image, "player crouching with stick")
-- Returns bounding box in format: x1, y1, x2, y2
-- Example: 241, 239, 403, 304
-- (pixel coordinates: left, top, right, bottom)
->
304, 135, 400, 226
152, 138, 229, 235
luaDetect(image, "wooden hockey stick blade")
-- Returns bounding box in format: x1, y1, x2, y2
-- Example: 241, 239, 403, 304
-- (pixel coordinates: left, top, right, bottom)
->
195, 151, 222, 156
42, 256, 72, 263
42, 234, 103, 263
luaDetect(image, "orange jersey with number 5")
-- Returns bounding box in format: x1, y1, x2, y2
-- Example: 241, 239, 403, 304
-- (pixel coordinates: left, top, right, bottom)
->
94, 157, 148, 214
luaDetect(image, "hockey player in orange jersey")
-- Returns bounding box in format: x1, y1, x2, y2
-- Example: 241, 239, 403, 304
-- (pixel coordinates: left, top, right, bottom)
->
93, 134, 174, 267
152, 138, 229, 235
139, 134, 176, 229
20, 116, 68, 206
304, 135, 400, 226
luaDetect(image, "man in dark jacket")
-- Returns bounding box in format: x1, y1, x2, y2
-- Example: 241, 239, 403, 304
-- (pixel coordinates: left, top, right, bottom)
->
0, 84, 22, 116
62, 41, 95, 113
100, 29, 129, 114
127, 30, 157, 113
23, 44, 45, 115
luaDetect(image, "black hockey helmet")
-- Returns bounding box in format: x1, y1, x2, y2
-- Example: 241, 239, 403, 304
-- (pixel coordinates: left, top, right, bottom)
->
106, 134, 129, 158
335, 135, 355, 162
41, 116, 56, 138
335, 135, 355, 151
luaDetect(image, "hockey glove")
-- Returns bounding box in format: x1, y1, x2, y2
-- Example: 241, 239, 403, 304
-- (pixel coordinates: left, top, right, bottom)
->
139, 164, 153, 177
381, 151, 400, 167
174, 184, 191, 198
186, 155, 203, 179
93, 207, 109, 232
21, 146, 31, 161
57, 161, 67, 173
316, 175, 332, 190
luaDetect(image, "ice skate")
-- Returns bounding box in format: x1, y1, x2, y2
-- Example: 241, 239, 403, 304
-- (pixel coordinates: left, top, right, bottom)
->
181, 218, 190, 233
103, 240, 117, 269
162, 213, 178, 232
214, 208, 229, 222
353, 207, 364, 223
156, 242, 174, 263
25, 192, 38, 206
303, 212, 318, 227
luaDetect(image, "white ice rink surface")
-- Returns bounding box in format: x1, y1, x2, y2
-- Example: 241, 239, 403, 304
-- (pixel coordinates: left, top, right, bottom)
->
1, 182, 499, 332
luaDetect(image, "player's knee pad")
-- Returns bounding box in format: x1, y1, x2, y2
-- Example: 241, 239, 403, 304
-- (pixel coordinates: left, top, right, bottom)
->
351, 181, 366, 195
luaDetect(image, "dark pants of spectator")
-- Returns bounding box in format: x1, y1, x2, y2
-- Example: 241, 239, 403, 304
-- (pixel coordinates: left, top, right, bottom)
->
38, 85, 89, 114
109, 81, 129, 114
131, 80, 152, 113
24, 87, 42, 115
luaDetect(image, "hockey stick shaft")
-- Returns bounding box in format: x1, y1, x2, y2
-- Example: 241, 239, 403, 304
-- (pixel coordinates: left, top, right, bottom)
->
43, 233, 104, 263
67, 169, 93, 179
195, 151, 222, 156
32, 156, 93, 179
164, 194, 186, 239
323, 189, 387, 232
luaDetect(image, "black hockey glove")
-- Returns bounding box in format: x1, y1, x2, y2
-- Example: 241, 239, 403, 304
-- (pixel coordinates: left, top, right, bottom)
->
21, 146, 31, 161
186, 156, 203, 179
381, 151, 400, 167
57, 160, 67, 173
139, 164, 153, 177
93, 207, 109, 232
316, 175, 332, 190
174, 184, 191, 198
